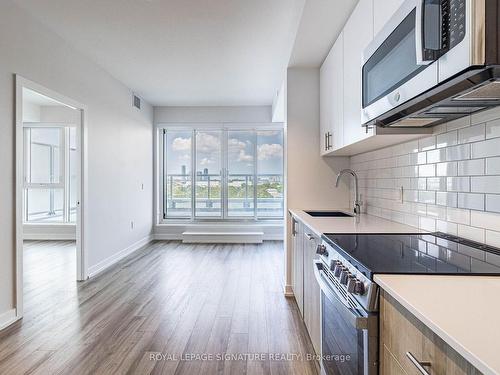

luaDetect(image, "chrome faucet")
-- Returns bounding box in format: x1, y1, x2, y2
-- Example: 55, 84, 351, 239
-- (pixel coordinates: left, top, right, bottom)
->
335, 169, 362, 216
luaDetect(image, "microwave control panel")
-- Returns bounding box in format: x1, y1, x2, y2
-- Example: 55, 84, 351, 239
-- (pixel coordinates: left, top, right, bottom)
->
442, 0, 466, 50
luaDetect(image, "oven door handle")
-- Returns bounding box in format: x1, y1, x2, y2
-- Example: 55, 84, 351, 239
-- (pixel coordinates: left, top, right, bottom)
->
313, 260, 368, 330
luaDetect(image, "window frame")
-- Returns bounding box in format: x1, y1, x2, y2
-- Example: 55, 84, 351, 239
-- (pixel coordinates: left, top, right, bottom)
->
23, 123, 77, 224
159, 123, 284, 223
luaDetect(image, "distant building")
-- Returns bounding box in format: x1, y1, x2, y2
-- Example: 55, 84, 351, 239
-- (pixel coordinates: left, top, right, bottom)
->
181, 165, 187, 181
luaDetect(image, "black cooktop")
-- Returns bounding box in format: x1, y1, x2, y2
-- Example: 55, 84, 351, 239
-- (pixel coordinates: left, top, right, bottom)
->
322, 232, 500, 279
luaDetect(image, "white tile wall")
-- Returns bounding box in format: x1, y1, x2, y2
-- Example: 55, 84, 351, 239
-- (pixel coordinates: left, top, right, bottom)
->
458, 159, 484, 176
486, 118, 500, 139
486, 157, 500, 174
457, 193, 484, 211
350, 106, 500, 247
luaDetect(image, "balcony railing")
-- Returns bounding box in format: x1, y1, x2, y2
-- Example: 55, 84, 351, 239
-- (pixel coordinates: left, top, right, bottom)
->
165, 173, 283, 218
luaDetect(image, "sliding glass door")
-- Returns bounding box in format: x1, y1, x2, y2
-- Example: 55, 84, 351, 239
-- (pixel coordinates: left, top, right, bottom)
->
163, 127, 283, 221
227, 130, 255, 218
195, 130, 223, 218
164, 130, 193, 218
256, 130, 284, 218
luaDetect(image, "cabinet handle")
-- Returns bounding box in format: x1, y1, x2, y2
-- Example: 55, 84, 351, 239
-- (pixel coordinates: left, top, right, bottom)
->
324, 133, 328, 151
327, 132, 332, 150
305, 233, 315, 241
406, 352, 431, 375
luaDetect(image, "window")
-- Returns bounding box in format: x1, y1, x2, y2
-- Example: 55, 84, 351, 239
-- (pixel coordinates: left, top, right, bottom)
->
23, 126, 77, 223
195, 130, 222, 218
227, 130, 255, 217
256, 130, 284, 218
163, 127, 284, 220
164, 130, 193, 218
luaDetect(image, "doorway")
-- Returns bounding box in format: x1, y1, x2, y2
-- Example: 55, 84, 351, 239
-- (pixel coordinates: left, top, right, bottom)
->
15, 76, 87, 320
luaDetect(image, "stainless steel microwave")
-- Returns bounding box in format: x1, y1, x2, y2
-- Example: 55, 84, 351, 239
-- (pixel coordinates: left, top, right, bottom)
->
362, 0, 500, 128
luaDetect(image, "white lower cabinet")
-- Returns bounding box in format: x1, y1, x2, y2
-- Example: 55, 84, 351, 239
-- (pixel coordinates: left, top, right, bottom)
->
291, 216, 304, 316
290, 215, 321, 355
302, 228, 321, 355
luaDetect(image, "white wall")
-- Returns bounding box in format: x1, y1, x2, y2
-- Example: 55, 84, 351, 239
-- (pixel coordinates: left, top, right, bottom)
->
0, 1, 153, 318
22, 101, 41, 122
154, 105, 272, 124
39, 105, 81, 123
272, 81, 285, 123
285, 67, 350, 293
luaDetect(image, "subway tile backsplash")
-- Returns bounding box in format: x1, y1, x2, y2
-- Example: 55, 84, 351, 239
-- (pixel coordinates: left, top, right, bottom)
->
350, 106, 500, 247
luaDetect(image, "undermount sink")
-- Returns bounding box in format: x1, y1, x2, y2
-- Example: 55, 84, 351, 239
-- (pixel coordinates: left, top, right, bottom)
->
305, 210, 354, 218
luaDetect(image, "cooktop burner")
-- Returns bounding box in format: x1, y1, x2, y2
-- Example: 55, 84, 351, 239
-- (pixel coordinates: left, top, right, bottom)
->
321, 232, 500, 278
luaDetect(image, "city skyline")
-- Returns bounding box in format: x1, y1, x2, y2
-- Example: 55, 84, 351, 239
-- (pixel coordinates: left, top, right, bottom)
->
165, 130, 284, 176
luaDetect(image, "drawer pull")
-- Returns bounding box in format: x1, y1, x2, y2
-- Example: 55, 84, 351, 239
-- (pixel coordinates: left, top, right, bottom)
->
406, 352, 431, 375
305, 233, 315, 240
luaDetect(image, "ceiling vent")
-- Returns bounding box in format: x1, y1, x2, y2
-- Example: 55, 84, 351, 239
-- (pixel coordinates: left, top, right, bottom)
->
133, 94, 141, 109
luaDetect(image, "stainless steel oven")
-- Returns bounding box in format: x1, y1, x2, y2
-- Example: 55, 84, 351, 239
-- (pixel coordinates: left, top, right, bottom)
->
362, 0, 500, 128
313, 259, 378, 375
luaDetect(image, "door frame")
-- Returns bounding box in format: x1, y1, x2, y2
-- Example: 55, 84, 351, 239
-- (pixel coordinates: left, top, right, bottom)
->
15, 75, 89, 320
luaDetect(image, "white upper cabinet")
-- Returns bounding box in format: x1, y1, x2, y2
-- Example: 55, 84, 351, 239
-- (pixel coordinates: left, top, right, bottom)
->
318, 0, 429, 156
320, 32, 343, 155
320, 44, 333, 154
373, 0, 405, 36
331, 33, 344, 151
342, 0, 374, 147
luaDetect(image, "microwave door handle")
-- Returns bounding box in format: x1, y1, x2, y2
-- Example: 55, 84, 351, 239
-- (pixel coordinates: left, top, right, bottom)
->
313, 260, 368, 330
416, 0, 443, 65
416, 0, 431, 65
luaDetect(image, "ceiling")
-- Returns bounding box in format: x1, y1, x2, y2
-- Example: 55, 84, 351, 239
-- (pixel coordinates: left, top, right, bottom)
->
15, 0, 305, 107
289, 0, 359, 67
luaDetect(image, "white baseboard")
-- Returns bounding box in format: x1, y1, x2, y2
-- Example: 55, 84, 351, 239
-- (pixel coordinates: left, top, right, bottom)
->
23, 224, 76, 241
0, 308, 17, 331
88, 235, 152, 278
23, 233, 76, 240
182, 231, 263, 244
154, 223, 284, 241
283, 284, 294, 297
153, 233, 181, 241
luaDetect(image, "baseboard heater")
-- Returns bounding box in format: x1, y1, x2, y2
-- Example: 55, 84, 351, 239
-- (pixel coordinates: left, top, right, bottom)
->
182, 231, 264, 244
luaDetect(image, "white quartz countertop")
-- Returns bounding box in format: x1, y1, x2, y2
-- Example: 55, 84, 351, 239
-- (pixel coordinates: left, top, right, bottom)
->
375, 274, 500, 375
288, 208, 425, 236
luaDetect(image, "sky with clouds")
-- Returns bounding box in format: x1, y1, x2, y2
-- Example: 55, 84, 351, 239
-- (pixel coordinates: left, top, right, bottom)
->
165, 130, 283, 176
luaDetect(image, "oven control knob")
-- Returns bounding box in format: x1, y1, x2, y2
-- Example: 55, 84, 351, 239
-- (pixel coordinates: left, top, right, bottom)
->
330, 260, 341, 271
340, 270, 350, 285
354, 280, 366, 295
316, 244, 328, 256
333, 264, 344, 278
346, 277, 357, 293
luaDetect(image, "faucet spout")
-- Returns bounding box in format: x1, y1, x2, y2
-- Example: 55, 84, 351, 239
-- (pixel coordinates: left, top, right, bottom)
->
335, 169, 362, 215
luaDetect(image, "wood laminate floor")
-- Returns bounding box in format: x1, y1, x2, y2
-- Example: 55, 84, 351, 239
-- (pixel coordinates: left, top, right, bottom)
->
0, 240, 318, 375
